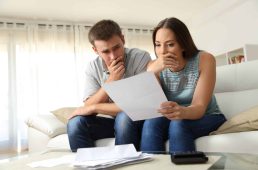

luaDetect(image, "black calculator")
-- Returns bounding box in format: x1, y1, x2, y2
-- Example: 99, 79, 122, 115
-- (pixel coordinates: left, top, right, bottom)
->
171, 151, 208, 164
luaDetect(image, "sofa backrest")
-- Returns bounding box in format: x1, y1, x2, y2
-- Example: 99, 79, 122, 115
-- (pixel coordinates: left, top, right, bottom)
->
214, 60, 258, 119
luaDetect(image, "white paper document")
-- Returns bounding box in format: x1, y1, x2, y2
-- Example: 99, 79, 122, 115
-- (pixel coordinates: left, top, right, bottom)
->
27, 144, 152, 169
103, 72, 167, 121
73, 144, 153, 169
75, 144, 140, 162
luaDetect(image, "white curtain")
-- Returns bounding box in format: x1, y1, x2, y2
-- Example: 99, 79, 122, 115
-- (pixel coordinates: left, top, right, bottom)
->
123, 28, 155, 59
0, 21, 153, 153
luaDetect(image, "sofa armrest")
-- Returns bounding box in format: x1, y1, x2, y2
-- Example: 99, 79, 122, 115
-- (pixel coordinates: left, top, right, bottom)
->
25, 114, 66, 138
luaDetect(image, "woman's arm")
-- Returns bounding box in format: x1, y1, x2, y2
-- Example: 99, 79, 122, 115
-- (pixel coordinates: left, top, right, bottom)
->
183, 52, 216, 119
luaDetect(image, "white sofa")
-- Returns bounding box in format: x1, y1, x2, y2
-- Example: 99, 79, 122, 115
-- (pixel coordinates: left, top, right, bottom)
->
26, 60, 258, 154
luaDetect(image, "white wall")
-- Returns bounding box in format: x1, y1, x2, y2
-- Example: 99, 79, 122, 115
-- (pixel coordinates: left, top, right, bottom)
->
189, 0, 258, 56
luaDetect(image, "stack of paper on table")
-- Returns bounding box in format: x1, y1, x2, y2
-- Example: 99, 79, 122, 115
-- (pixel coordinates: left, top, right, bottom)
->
73, 144, 153, 169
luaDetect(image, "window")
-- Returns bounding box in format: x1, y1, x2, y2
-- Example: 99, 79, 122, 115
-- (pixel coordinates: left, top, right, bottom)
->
0, 43, 9, 151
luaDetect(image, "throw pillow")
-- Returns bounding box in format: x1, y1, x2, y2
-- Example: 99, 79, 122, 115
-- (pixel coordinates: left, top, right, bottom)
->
210, 105, 258, 135
51, 107, 77, 124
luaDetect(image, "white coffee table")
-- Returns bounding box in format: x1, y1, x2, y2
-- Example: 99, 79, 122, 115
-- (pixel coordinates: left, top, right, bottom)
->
0, 150, 222, 170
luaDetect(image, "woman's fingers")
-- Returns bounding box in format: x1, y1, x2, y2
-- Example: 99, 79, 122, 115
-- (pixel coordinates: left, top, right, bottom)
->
160, 101, 177, 108
158, 102, 182, 120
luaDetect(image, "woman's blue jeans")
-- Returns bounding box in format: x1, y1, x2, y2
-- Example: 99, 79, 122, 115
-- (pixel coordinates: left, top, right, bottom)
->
141, 114, 226, 153
114, 112, 144, 150
67, 115, 115, 152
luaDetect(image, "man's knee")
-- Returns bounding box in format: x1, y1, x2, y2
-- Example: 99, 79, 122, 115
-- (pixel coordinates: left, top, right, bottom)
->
67, 116, 91, 136
67, 116, 95, 151
67, 116, 80, 131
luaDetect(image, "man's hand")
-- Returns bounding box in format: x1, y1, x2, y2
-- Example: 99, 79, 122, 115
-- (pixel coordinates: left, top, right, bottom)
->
107, 57, 125, 81
68, 105, 96, 120
148, 53, 179, 74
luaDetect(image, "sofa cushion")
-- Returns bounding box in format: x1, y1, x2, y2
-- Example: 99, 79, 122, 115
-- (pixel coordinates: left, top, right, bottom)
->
51, 107, 77, 124
197, 131, 258, 154
51, 107, 114, 124
26, 114, 66, 138
47, 134, 115, 151
47, 134, 71, 150
210, 105, 258, 135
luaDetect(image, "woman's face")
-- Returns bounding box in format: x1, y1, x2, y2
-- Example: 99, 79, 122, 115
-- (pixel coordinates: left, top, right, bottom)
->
155, 28, 185, 70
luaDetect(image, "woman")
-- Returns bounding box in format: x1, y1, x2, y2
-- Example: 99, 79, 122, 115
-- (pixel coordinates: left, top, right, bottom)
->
141, 17, 226, 153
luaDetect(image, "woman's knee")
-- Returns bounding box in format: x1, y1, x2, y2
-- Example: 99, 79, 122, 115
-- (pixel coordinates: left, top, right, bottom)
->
115, 112, 132, 129
169, 120, 189, 135
143, 117, 168, 136
170, 120, 188, 128
115, 112, 130, 122
114, 112, 144, 137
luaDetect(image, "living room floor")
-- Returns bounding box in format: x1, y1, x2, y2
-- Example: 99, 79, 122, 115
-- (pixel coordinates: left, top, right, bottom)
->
0, 150, 28, 162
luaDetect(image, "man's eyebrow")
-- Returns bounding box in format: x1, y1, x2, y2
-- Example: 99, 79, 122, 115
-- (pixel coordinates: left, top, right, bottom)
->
101, 49, 110, 53
112, 43, 121, 49
100, 43, 121, 53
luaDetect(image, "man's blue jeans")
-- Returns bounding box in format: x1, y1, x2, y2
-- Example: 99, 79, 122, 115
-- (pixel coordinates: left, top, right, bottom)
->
67, 115, 115, 152
141, 114, 226, 153
114, 112, 144, 150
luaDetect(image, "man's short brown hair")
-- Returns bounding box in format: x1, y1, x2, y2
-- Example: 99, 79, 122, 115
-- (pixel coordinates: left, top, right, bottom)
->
88, 20, 122, 46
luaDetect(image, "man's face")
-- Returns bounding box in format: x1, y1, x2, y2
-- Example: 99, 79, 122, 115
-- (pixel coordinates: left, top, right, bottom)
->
93, 35, 125, 67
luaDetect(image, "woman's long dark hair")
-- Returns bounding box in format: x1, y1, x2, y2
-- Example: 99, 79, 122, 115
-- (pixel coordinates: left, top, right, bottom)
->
152, 17, 199, 59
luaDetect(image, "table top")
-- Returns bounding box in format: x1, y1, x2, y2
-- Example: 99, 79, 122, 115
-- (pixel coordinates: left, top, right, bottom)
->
0, 150, 258, 170
207, 152, 258, 170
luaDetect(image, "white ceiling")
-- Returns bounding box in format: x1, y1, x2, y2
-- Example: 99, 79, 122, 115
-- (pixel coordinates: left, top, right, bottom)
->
0, 0, 217, 28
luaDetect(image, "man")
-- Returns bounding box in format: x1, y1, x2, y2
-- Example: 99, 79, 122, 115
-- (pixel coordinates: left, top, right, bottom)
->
67, 19, 151, 152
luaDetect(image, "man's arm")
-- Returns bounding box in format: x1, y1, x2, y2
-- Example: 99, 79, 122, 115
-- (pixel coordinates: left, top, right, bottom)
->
84, 88, 110, 106
91, 103, 122, 116
70, 74, 123, 119
68, 103, 122, 119
85, 58, 125, 107
81, 56, 125, 116
83, 85, 122, 116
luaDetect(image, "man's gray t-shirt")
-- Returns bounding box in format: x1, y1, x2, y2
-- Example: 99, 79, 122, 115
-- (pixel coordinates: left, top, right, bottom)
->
83, 48, 152, 101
